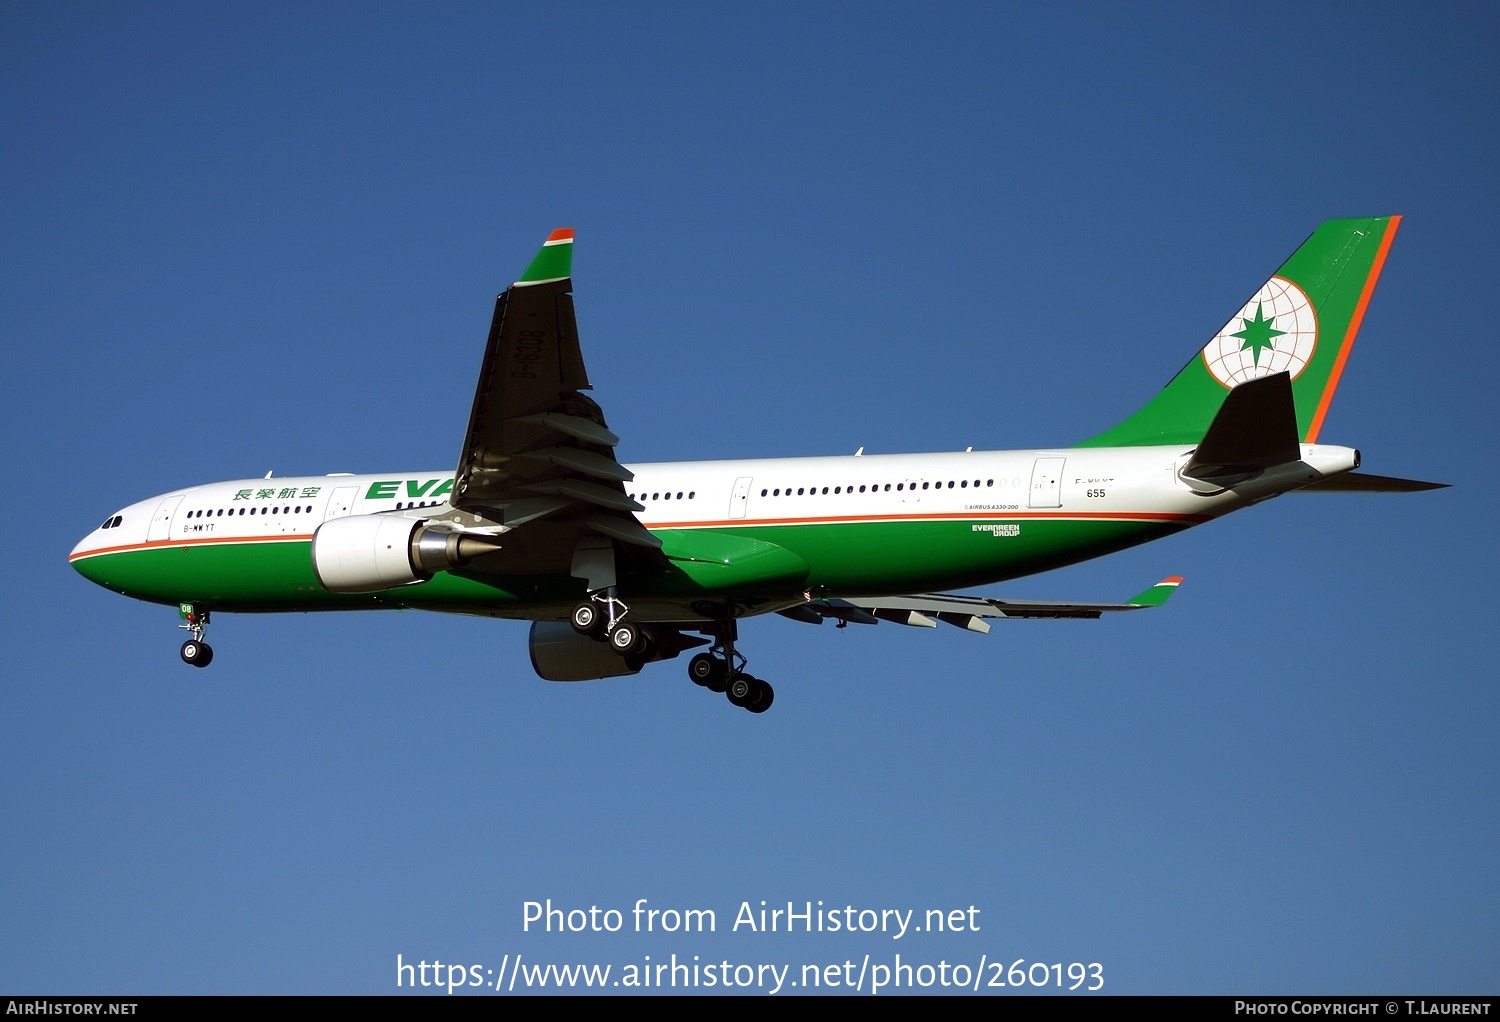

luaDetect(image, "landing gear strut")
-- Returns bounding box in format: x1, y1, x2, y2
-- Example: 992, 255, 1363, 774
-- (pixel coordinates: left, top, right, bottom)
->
686, 615, 773, 713
571, 588, 629, 638
576, 591, 777, 713
572, 588, 652, 657
571, 589, 629, 637
178, 604, 213, 668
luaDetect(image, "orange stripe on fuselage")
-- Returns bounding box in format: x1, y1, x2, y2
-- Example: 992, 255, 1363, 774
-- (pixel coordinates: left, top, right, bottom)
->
643, 510, 1208, 529
1306, 216, 1401, 442
69, 510, 1204, 563
68, 533, 315, 562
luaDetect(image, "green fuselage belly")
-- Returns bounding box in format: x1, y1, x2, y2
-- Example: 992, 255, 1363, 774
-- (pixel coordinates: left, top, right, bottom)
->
678, 518, 1184, 595
74, 517, 1185, 616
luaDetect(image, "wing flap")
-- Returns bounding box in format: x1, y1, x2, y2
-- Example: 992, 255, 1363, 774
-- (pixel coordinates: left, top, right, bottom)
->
513, 412, 621, 447
514, 445, 636, 483
791, 577, 1183, 629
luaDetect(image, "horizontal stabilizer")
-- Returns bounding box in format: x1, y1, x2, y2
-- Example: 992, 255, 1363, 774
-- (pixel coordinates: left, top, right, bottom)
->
1297, 471, 1449, 493
1181, 371, 1300, 481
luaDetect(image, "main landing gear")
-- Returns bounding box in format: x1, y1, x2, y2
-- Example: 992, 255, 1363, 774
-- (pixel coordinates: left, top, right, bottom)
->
687, 618, 773, 714
570, 589, 651, 657
178, 604, 213, 668
571, 595, 775, 714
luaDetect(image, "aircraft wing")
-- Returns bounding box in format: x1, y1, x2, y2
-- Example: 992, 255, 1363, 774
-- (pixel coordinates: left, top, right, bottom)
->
450, 230, 664, 577
781, 577, 1183, 632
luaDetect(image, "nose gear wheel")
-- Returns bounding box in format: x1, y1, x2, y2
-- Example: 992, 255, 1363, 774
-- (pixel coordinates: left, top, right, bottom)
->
179, 639, 213, 667
177, 606, 214, 668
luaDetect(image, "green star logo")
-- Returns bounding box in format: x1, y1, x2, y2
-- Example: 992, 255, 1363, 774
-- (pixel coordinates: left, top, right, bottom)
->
1202, 277, 1318, 389
1230, 302, 1286, 367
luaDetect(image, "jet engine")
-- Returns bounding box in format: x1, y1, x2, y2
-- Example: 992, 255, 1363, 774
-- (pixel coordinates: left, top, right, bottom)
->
528, 621, 707, 681
311, 514, 501, 594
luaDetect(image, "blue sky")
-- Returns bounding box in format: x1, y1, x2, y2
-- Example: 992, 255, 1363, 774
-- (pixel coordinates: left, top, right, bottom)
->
3, 2, 1495, 994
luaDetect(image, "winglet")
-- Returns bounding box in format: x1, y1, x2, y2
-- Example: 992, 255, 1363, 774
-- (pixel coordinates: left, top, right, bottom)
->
514, 227, 574, 287
1128, 576, 1183, 607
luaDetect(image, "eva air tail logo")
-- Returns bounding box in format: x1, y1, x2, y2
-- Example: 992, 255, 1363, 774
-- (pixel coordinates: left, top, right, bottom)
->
1202, 276, 1318, 388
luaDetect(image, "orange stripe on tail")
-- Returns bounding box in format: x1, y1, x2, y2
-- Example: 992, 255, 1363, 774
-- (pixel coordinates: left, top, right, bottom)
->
1306, 216, 1401, 442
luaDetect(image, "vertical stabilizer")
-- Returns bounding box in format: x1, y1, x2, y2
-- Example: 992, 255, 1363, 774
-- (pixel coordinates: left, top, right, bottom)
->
1078, 216, 1400, 448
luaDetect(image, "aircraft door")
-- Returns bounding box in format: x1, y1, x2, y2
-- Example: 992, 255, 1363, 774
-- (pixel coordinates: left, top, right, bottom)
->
1028, 457, 1066, 509
148, 494, 183, 542
324, 485, 359, 522
729, 476, 753, 519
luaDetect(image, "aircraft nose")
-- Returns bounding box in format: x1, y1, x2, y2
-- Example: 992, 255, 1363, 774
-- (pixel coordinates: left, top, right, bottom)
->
70, 515, 121, 586
70, 529, 106, 583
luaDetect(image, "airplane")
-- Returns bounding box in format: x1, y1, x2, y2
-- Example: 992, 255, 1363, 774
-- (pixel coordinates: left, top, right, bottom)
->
69, 217, 1443, 713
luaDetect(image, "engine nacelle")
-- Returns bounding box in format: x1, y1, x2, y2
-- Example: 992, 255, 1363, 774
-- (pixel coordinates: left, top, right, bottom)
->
311, 514, 501, 594
529, 622, 642, 681
312, 514, 424, 593
528, 622, 709, 681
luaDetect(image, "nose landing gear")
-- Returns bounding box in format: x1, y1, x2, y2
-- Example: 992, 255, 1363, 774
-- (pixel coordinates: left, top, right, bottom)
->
178, 603, 213, 668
